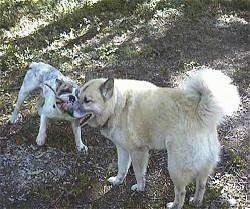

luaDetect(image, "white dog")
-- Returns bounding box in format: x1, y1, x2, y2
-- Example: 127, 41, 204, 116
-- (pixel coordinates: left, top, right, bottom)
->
71, 67, 240, 208
11, 62, 88, 153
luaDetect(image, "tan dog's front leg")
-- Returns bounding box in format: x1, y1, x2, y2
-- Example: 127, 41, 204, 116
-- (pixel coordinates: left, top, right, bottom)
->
108, 146, 131, 186
71, 121, 88, 154
130, 149, 149, 191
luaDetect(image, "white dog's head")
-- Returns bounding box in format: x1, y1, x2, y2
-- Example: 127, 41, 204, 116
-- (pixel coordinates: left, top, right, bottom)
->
47, 78, 81, 117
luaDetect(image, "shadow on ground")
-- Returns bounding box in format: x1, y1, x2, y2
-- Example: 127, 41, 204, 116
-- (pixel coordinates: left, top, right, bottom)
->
0, 0, 249, 208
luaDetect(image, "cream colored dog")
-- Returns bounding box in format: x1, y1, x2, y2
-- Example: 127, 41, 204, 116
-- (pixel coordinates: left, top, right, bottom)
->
71, 67, 240, 208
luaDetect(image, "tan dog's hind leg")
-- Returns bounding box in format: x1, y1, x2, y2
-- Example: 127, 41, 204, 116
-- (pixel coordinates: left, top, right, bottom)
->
167, 180, 188, 209
189, 165, 212, 206
189, 176, 207, 206
167, 157, 191, 209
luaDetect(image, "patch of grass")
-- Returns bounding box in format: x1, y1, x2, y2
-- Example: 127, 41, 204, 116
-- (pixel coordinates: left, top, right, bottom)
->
29, 183, 55, 202
142, 43, 160, 58
134, 2, 156, 20
0, 0, 58, 30
69, 172, 92, 197
228, 148, 247, 170
120, 45, 141, 59
98, 43, 118, 61
1, 43, 18, 71
232, 67, 250, 94
45, 122, 76, 152
159, 67, 170, 77
0, 0, 248, 208
183, 61, 200, 71
183, 0, 208, 18
154, 0, 248, 19
218, 0, 249, 10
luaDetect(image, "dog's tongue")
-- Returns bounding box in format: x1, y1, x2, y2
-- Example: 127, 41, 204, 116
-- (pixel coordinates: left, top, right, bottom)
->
56, 101, 73, 113
61, 102, 71, 111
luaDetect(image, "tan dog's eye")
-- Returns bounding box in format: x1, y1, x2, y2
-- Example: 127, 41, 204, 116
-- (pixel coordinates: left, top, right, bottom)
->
83, 96, 92, 104
75, 89, 79, 98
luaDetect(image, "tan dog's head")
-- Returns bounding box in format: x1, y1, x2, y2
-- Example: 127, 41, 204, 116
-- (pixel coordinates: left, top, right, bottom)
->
72, 78, 115, 127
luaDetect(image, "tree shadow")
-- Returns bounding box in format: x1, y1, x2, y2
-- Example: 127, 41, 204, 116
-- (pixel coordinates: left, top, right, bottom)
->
0, 0, 62, 35
7, 0, 148, 52
80, 15, 248, 87
0, 1, 249, 208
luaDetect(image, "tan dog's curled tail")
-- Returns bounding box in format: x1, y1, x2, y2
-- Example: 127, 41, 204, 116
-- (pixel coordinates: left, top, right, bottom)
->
181, 67, 240, 126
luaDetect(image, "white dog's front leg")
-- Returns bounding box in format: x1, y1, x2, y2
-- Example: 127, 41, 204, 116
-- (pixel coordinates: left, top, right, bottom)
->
36, 114, 47, 146
71, 121, 88, 154
130, 149, 149, 191
108, 146, 131, 186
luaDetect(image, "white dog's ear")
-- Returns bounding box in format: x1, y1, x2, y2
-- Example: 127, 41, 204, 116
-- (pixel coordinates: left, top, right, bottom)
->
100, 78, 114, 101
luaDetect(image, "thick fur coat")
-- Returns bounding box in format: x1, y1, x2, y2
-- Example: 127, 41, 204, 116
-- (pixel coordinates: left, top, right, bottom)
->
71, 67, 240, 208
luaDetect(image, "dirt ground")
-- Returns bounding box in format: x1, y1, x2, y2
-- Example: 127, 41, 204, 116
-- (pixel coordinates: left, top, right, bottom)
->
0, 1, 249, 208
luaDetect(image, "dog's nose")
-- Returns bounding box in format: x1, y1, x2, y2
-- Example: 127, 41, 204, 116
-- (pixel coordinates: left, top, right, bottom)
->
69, 95, 75, 102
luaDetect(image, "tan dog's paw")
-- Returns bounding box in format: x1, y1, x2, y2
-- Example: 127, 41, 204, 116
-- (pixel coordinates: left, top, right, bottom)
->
131, 184, 145, 191
76, 143, 88, 154
36, 136, 45, 146
189, 197, 195, 203
108, 176, 123, 186
166, 202, 179, 209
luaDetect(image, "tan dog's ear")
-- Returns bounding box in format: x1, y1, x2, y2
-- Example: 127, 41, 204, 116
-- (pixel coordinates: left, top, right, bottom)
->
56, 79, 63, 88
100, 78, 114, 101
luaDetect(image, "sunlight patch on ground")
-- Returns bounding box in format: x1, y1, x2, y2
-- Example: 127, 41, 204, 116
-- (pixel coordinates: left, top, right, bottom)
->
210, 172, 247, 208
42, 25, 90, 53
41, 23, 132, 71
2, 16, 50, 40
148, 8, 182, 38
215, 14, 248, 28
1, 0, 97, 40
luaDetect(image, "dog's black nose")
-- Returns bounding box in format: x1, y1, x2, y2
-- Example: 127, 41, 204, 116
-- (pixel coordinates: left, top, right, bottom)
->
69, 95, 75, 102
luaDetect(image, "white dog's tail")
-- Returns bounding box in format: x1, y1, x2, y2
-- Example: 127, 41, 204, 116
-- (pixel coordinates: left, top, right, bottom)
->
181, 67, 240, 126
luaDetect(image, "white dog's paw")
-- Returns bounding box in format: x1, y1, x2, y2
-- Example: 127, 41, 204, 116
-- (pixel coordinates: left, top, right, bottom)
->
131, 184, 145, 192
166, 202, 178, 209
36, 136, 45, 146
108, 176, 123, 186
76, 143, 88, 154
10, 114, 18, 124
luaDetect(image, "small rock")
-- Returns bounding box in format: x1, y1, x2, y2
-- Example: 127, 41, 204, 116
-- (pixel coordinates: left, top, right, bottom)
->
35, 153, 44, 158
30, 144, 37, 151
29, 170, 43, 175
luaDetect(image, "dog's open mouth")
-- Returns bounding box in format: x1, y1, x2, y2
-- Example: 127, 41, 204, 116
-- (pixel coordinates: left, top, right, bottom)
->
56, 100, 74, 116
79, 113, 92, 126
56, 101, 71, 111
